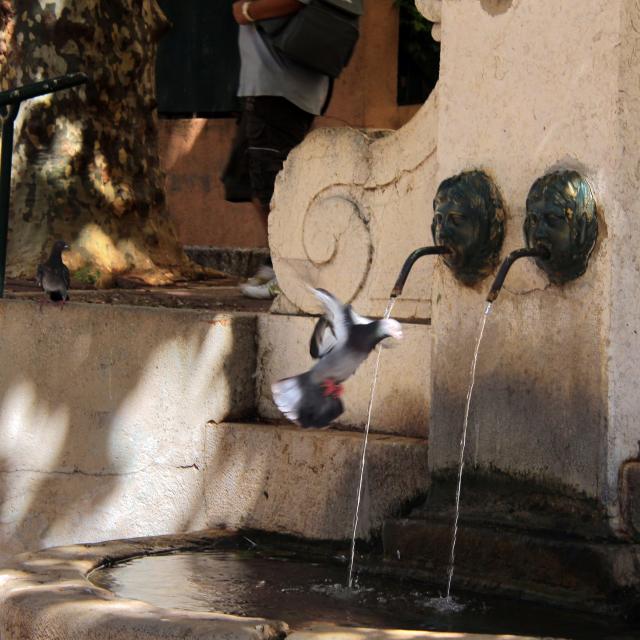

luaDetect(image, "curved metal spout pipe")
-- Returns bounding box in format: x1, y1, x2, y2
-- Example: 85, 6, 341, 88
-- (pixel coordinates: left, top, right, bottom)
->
390, 246, 451, 298
486, 246, 550, 303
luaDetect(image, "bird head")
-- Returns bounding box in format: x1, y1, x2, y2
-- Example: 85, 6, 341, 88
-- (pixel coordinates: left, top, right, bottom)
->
379, 318, 403, 341
52, 240, 70, 253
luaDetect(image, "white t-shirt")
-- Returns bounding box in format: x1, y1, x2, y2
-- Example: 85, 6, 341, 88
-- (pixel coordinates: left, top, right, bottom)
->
237, 6, 330, 116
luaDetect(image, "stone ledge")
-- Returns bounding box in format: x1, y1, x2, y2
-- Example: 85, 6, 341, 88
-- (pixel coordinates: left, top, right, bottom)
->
0, 530, 558, 640
288, 625, 546, 640
0, 530, 288, 640
185, 245, 270, 278
204, 422, 429, 540
0, 300, 258, 559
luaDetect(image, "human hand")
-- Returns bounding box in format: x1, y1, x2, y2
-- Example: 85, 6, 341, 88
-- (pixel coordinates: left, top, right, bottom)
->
232, 1, 253, 25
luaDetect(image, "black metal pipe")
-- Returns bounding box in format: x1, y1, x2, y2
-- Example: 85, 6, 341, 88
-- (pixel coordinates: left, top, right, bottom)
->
0, 103, 20, 298
0, 73, 89, 108
486, 246, 550, 303
0, 73, 89, 298
390, 245, 451, 298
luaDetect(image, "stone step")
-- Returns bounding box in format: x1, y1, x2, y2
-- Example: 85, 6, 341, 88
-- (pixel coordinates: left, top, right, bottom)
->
185, 244, 270, 278
0, 300, 429, 563
204, 422, 429, 540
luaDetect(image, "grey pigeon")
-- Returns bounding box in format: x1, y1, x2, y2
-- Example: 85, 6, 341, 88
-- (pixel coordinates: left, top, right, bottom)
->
36, 240, 70, 307
272, 288, 403, 428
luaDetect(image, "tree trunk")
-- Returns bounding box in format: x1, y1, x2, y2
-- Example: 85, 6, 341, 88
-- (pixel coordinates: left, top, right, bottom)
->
0, 0, 194, 286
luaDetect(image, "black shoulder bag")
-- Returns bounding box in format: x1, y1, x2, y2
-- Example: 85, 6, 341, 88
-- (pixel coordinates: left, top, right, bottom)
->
257, 0, 364, 79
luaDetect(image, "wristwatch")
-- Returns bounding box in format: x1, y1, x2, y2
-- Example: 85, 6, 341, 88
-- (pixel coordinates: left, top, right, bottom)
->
241, 1, 255, 22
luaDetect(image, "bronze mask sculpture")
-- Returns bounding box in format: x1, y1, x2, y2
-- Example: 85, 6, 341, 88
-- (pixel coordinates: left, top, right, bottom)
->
431, 170, 505, 286
524, 170, 598, 284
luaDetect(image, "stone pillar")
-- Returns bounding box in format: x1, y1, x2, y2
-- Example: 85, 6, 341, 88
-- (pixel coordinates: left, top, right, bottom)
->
430, 0, 640, 537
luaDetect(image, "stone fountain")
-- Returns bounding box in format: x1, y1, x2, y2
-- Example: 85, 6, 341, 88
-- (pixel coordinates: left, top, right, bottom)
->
266, 0, 640, 614
2, 0, 640, 636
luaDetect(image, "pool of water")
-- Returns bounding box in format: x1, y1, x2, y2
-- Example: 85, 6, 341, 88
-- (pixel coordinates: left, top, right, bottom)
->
90, 548, 636, 638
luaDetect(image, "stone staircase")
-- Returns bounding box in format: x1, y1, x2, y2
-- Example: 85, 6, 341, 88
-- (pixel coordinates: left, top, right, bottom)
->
0, 299, 430, 560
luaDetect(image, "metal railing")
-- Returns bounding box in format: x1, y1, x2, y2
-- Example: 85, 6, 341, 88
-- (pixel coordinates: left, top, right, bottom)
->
0, 72, 89, 297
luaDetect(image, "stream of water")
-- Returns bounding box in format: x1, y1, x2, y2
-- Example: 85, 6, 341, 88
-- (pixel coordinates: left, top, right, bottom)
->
347, 297, 397, 589
445, 300, 493, 599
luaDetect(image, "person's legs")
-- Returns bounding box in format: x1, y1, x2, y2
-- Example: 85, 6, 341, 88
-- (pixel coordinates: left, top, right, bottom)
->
240, 96, 314, 299
221, 102, 275, 294
221, 107, 252, 204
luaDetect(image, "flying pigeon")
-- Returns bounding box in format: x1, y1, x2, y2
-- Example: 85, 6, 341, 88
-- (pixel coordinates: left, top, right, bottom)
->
271, 288, 403, 428
36, 240, 70, 308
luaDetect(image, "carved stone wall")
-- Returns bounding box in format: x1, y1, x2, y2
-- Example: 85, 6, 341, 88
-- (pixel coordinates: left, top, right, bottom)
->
429, 0, 640, 535
270, 92, 439, 320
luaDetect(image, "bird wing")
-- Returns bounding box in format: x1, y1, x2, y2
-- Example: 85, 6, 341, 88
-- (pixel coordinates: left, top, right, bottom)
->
61, 264, 70, 290
311, 288, 350, 345
347, 306, 374, 326
346, 306, 399, 348
309, 316, 338, 359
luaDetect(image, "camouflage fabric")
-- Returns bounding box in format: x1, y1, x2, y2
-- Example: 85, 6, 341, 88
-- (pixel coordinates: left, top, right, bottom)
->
0, 1, 188, 284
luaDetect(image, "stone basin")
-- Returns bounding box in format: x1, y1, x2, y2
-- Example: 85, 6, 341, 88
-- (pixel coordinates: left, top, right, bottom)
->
0, 528, 634, 640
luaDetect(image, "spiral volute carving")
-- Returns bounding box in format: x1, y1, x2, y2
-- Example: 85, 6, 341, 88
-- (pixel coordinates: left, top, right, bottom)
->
273, 190, 372, 314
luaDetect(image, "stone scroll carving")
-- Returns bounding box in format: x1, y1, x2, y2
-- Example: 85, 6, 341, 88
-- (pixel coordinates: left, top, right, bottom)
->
301, 193, 372, 300
269, 129, 374, 315
269, 91, 440, 319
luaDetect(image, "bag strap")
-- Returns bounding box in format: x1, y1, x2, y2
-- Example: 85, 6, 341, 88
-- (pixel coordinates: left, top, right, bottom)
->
320, 77, 334, 115
319, 0, 364, 17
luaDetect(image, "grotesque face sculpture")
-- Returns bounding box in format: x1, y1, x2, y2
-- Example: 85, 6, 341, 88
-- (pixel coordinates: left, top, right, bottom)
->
431, 170, 505, 286
524, 171, 598, 284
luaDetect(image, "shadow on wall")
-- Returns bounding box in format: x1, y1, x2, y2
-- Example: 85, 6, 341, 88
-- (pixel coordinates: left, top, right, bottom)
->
0, 301, 265, 560
3, 0, 186, 281
157, 117, 269, 249
0, 300, 422, 559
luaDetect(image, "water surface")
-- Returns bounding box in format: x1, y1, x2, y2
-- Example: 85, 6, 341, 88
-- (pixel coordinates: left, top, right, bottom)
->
90, 548, 635, 638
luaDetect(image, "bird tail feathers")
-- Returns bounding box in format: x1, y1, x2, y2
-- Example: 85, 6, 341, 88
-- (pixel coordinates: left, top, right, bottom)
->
272, 372, 344, 429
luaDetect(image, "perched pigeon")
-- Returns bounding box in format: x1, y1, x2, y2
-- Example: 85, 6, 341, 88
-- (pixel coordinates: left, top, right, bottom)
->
36, 240, 70, 307
272, 288, 403, 428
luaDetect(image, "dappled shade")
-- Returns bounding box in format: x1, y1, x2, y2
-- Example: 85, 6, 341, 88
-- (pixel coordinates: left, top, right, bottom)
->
0, 0, 193, 286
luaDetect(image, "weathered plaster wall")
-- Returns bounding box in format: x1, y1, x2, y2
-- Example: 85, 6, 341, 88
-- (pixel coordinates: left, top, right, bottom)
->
606, 0, 640, 531
0, 300, 429, 563
265, 0, 640, 534
158, 119, 267, 248
429, 0, 639, 528
0, 301, 257, 561
269, 92, 439, 320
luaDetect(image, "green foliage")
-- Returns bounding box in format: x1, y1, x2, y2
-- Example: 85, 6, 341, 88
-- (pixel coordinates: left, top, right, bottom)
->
394, 0, 440, 104
73, 266, 101, 286
395, 0, 432, 36
395, 0, 440, 77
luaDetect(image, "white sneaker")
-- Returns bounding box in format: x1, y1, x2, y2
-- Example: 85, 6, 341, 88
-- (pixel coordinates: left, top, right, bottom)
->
239, 277, 280, 299
245, 264, 275, 286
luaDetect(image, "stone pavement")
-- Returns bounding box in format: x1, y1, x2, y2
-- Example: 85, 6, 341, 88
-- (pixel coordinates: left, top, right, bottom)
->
5, 276, 272, 314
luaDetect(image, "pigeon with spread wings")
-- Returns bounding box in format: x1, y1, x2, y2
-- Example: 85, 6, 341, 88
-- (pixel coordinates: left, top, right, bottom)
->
272, 288, 403, 428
